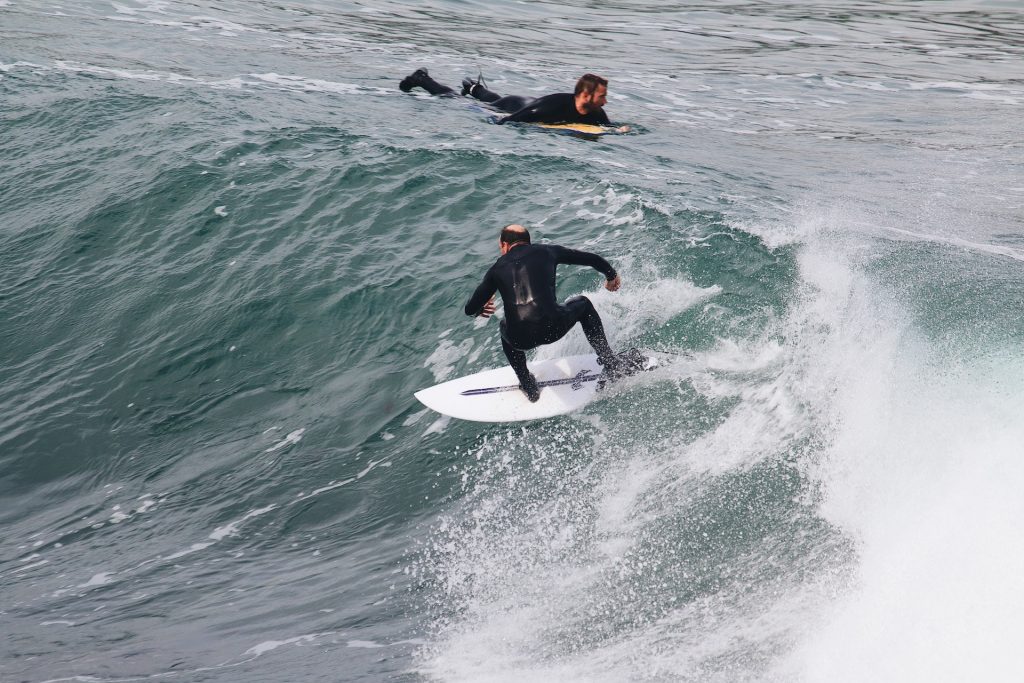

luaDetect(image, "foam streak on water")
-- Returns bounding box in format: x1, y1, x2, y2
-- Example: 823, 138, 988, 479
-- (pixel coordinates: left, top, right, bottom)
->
1, 1, 1022, 681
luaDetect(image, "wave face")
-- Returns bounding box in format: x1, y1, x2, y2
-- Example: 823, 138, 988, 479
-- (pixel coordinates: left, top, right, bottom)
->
2, 1, 1022, 681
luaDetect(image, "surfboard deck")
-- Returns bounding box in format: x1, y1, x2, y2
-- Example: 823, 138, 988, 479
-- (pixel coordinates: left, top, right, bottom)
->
414, 352, 657, 423
535, 123, 615, 136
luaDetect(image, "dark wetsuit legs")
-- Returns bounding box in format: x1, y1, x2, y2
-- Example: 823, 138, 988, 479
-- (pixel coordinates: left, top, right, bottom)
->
500, 336, 532, 386
491, 95, 532, 114
404, 71, 537, 112
464, 82, 532, 114
417, 73, 455, 96
562, 295, 616, 363
500, 296, 616, 376
400, 69, 456, 97
464, 81, 500, 103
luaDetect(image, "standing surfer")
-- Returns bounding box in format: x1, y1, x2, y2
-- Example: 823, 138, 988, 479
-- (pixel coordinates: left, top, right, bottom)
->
464, 224, 641, 402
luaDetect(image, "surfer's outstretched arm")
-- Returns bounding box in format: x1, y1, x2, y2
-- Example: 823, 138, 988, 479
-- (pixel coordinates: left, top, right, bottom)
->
552, 246, 622, 291
465, 269, 498, 316
551, 246, 616, 278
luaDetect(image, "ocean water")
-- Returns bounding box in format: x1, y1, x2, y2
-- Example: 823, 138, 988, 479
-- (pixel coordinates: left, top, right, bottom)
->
2, 1, 1023, 681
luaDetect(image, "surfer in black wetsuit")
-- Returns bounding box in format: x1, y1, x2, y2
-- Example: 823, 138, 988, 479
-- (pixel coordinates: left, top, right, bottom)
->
465, 73, 613, 126
464, 224, 626, 402
399, 70, 630, 132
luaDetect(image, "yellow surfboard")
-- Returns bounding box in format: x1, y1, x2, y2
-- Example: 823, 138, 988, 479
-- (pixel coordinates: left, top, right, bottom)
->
535, 123, 615, 136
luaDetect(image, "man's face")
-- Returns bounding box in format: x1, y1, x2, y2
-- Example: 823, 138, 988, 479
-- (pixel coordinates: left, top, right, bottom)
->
581, 84, 608, 112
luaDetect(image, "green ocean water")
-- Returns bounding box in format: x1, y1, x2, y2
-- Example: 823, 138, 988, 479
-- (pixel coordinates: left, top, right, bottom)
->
2, 1, 1023, 681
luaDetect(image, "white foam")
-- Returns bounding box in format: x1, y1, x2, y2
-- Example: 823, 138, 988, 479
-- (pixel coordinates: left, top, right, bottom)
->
785, 306, 1024, 679
208, 505, 276, 541
47, 59, 245, 91
111, 1, 169, 15
696, 108, 733, 121
759, 32, 799, 42
908, 80, 1013, 92
164, 541, 213, 561
244, 633, 320, 657
78, 572, 115, 588
963, 91, 1020, 105
13, 558, 49, 574
266, 428, 304, 452
689, 211, 1024, 679
533, 277, 719, 362
424, 415, 451, 435
347, 640, 384, 648
249, 72, 391, 96
296, 459, 390, 501
207, 77, 245, 90
53, 60, 190, 83
188, 15, 260, 36
425, 338, 475, 382
403, 408, 429, 426
877, 224, 1024, 263
571, 187, 643, 226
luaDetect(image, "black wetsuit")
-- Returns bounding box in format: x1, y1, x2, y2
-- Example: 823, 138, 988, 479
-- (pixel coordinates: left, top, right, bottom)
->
497, 93, 610, 126
467, 83, 610, 125
465, 243, 618, 387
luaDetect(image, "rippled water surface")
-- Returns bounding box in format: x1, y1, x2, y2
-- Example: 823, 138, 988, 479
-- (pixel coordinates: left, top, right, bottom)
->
2, 1, 1023, 681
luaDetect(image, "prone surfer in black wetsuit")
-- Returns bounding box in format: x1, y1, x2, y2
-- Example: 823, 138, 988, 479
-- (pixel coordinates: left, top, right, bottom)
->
464, 224, 634, 402
399, 70, 630, 132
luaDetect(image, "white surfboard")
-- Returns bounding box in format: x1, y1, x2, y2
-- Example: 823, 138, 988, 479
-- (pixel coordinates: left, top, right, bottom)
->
414, 353, 656, 423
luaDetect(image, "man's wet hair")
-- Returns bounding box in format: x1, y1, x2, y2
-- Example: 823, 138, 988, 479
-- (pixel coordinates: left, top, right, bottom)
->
500, 224, 531, 245
575, 73, 608, 96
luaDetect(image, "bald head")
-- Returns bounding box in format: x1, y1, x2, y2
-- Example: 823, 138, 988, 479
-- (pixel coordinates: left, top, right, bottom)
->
500, 224, 531, 246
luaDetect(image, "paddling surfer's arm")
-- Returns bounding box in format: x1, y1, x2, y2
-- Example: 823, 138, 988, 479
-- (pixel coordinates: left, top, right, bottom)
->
551, 245, 622, 291
465, 269, 498, 317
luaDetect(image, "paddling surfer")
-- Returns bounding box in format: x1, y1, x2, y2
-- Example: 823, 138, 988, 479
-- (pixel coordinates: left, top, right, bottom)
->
399, 70, 630, 132
464, 224, 638, 402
